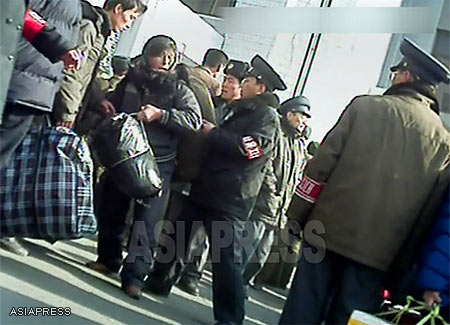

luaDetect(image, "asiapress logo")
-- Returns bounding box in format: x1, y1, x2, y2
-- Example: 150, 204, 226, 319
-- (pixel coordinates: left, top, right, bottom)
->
9, 307, 71, 317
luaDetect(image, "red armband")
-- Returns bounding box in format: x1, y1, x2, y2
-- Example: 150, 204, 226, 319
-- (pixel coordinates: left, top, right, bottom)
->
295, 176, 324, 203
23, 9, 47, 43
242, 136, 263, 160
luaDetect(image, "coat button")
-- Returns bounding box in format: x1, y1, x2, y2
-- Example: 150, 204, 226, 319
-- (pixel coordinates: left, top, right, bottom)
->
8, 55, 14, 61
17, 25, 22, 31
6, 18, 13, 24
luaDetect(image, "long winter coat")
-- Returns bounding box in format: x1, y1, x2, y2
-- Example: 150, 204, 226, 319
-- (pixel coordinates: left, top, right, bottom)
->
6, 0, 81, 113
250, 118, 307, 229
189, 93, 280, 220
287, 83, 450, 272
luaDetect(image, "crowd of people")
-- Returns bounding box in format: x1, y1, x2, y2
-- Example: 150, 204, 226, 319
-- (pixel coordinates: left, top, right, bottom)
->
0, 1, 449, 324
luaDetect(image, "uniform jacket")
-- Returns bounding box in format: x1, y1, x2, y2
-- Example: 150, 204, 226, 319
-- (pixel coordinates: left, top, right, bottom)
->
190, 93, 280, 220
109, 59, 202, 162
53, 1, 111, 123
250, 118, 306, 229
416, 190, 450, 307
287, 82, 450, 272
6, 0, 81, 112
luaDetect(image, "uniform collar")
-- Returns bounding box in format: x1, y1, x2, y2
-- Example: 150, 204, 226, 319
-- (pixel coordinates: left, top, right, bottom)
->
384, 82, 439, 113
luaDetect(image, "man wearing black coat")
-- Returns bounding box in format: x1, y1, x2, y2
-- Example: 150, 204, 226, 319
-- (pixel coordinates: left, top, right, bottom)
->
147, 54, 287, 325
0, 0, 82, 168
0, 0, 82, 256
174, 59, 250, 297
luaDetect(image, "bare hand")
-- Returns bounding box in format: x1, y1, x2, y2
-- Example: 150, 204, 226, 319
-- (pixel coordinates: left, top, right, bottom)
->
423, 290, 442, 310
55, 121, 75, 129
61, 49, 84, 71
137, 104, 163, 123
100, 99, 116, 117
201, 120, 216, 134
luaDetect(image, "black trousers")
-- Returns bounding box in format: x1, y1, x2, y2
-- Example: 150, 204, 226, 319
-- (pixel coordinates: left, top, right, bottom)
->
151, 201, 246, 325
180, 225, 209, 281
96, 160, 174, 287
0, 104, 45, 169
242, 221, 275, 285
164, 190, 209, 282
279, 243, 386, 325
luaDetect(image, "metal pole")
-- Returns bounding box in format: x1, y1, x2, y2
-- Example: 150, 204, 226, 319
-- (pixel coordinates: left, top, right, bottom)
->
292, 0, 327, 97
295, 0, 333, 96
292, 34, 315, 96
299, 34, 322, 95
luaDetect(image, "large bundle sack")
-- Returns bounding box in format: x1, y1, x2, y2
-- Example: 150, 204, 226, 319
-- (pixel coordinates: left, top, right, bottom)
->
92, 113, 162, 198
0, 127, 97, 240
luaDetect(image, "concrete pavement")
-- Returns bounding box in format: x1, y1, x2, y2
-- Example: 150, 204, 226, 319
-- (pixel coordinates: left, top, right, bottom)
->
0, 238, 287, 325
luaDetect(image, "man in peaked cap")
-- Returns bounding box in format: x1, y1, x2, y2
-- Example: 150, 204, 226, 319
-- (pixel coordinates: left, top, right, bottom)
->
215, 59, 250, 122
390, 38, 450, 86
280, 38, 450, 324
253, 97, 313, 292
241, 95, 311, 295
147, 54, 285, 325
244, 54, 287, 93
174, 59, 251, 297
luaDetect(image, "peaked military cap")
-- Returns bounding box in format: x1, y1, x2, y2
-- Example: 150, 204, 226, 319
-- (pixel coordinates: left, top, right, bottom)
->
390, 38, 450, 85
224, 60, 249, 81
246, 55, 287, 92
280, 95, 311, 117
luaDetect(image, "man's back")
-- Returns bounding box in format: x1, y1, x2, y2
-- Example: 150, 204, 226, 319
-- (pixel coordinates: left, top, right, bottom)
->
305, 91, 449, 271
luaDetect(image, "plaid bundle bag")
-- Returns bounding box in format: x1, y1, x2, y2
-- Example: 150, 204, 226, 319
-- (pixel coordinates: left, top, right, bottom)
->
0, 127, 97, 240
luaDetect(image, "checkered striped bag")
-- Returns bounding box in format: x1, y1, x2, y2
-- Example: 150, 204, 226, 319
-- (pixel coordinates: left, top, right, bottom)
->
0, 127, 97, 240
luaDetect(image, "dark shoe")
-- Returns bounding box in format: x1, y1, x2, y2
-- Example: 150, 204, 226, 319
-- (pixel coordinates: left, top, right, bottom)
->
0, 238, 29, 256
86, 261, 114, 274
121, 283, 141, 300
176, 276, 200, 296
145, 276, 172, 297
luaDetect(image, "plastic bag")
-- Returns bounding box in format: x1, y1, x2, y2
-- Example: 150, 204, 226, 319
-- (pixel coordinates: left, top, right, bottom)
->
348, 310, 391, 325
93, 113, 162, 198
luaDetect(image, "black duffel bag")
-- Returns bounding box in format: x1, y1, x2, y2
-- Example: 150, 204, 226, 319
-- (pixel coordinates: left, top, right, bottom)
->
92, 113, 162, 198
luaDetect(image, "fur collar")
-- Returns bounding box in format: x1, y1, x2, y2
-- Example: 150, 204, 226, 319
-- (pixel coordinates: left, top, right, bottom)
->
127, 57, 179, 98
229, 92, 279, 113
